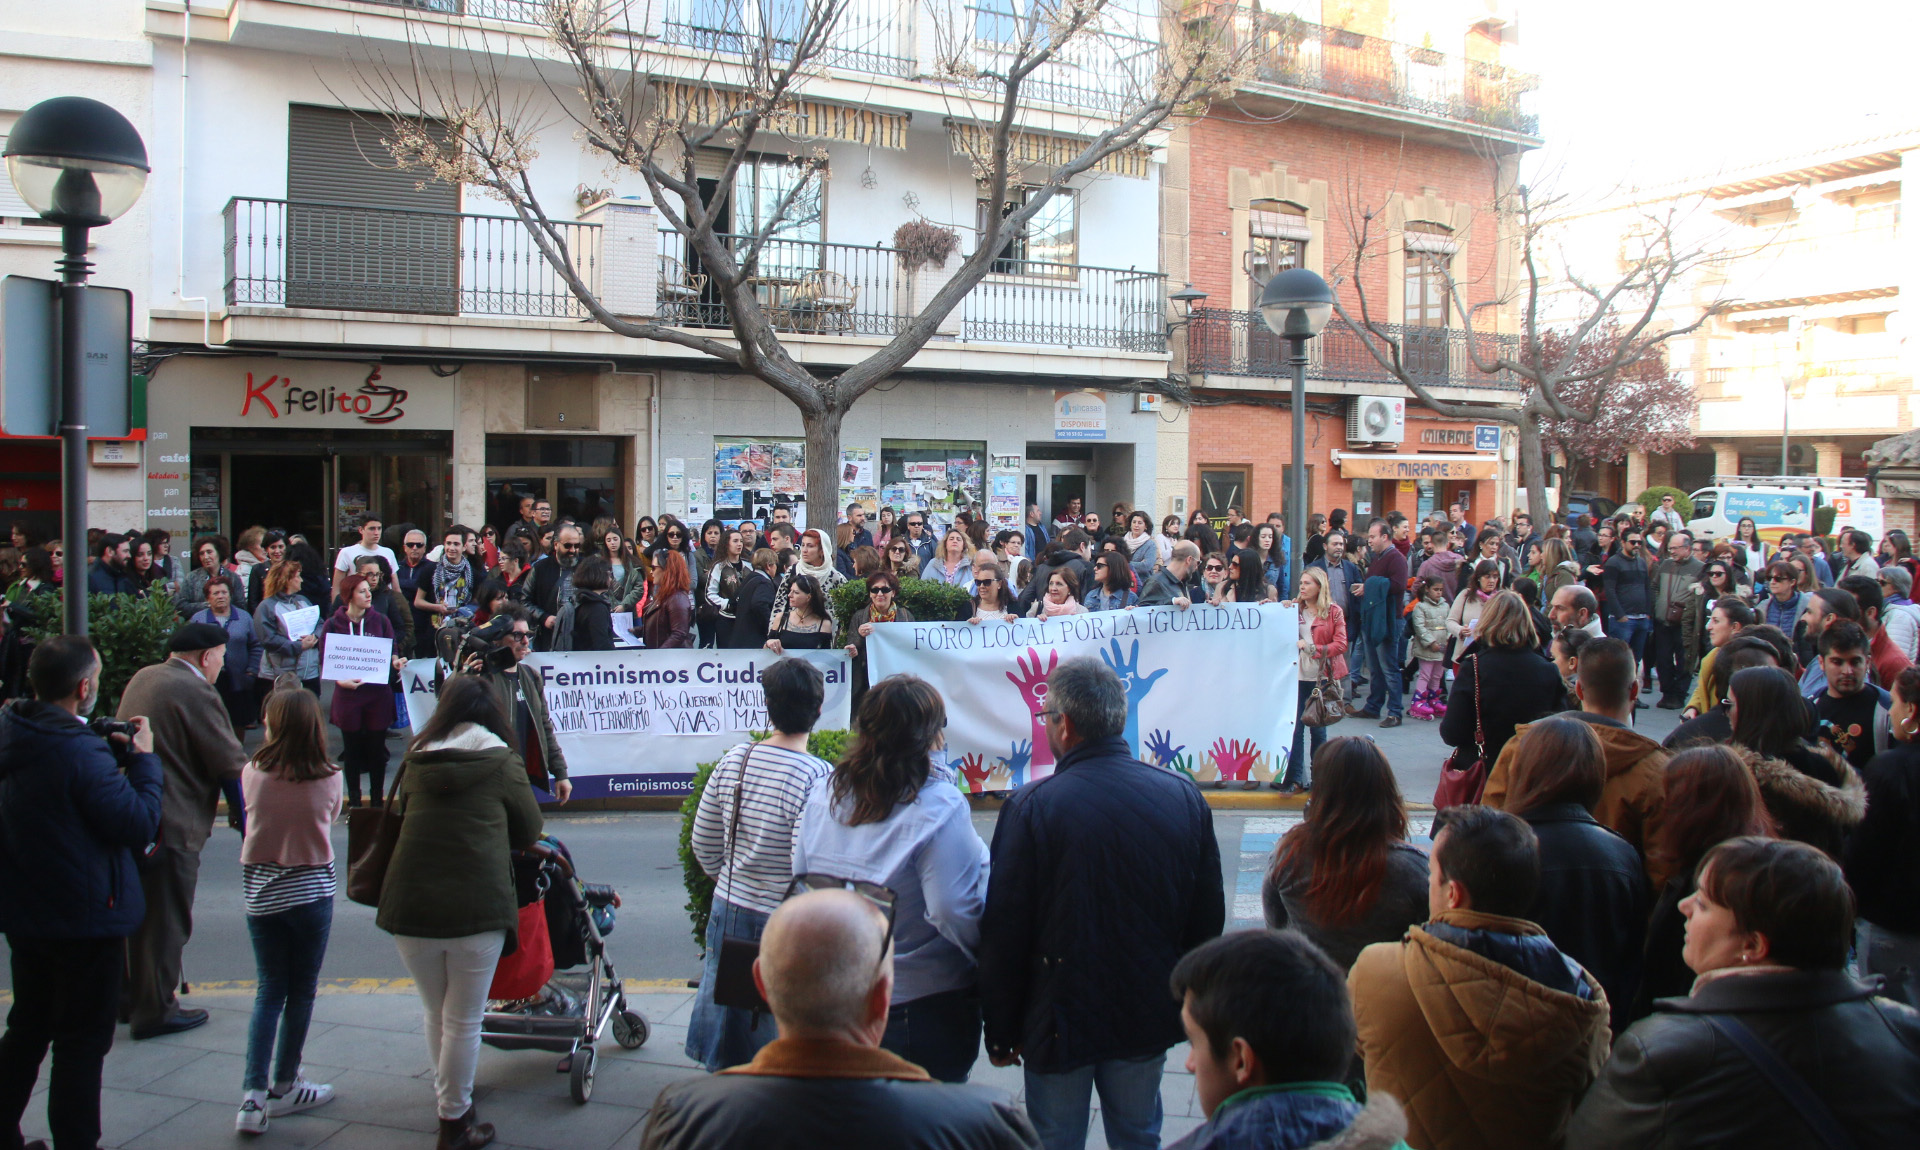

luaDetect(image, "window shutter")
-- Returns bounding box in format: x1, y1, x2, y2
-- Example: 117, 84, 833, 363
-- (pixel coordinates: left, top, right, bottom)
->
283, 105, 459, 313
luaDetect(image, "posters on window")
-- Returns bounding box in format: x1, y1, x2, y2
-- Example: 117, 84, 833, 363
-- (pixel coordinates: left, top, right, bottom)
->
713, 437, 804, 527
839, 447, 877, 516
989, 455, 1024, 528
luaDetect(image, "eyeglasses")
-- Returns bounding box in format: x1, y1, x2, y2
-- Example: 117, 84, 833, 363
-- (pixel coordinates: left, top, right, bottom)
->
506, 630, 532, 644
405, 542, 425, 549
559, 543, 582, 552
870, 586, 896, 595
1204, 563, 1224, 572
975, 575, 997, 584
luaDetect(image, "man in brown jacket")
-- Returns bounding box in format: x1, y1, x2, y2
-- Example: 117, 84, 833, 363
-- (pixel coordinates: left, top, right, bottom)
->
115, 623, 250, 1037
1483, 636, 1669, 884
1350, 806, 1610, 1150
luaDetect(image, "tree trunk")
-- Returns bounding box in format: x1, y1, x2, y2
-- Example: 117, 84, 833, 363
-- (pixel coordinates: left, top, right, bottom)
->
1518, 401, 1553, 530
801, 400, 846, 535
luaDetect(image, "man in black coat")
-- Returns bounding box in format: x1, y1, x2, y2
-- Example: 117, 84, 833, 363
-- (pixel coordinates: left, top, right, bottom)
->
725, 549, 777, 649
523, 523, 584, 652
0, 636, 164, 1150
640, 889, 1037, 1150
979, 657, 1224, 1150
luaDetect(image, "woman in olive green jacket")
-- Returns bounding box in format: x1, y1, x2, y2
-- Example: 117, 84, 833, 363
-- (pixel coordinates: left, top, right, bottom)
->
377, 674, 541, 1150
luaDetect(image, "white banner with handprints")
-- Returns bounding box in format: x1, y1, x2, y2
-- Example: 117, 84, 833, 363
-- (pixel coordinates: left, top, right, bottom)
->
867, 603, 1299, 792
398, 649, 852, 799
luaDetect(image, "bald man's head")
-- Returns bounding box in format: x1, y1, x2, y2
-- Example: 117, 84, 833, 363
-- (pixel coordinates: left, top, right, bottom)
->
756, 889, 892, 1037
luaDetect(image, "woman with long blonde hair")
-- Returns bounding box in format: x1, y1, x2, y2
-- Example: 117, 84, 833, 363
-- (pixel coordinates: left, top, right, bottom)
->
1277, 566, 1348, 793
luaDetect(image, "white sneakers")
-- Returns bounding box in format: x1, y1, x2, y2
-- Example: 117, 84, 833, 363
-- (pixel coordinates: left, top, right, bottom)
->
236, 1078, 336, 1134
235, 1094, 269, 1135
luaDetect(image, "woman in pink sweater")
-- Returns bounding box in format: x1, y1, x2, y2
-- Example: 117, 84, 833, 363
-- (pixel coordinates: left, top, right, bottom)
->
234, 687, 343, 1136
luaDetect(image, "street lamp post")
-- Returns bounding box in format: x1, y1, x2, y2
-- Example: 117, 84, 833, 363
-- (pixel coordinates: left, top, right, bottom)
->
4, 97, 149, 637
1257, 268, 1334, 602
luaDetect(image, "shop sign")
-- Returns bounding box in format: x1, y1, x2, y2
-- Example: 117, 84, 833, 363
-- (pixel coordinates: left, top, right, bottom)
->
1417, 427, 1500, 452
240, 365, 408, 424
1335, 453, 1500, 481
1054, 391, 1107, 440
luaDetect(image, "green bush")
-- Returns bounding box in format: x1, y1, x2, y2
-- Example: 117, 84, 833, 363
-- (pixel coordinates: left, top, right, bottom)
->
831, 576, 975, 643
1634, 487, 1694, 521
18, 591, 178, 715
678, 728, 851, 948
1813, 505, 1836, 538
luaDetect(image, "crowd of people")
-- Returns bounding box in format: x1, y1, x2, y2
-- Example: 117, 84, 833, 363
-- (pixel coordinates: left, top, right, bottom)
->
4, 492, 1920, 1150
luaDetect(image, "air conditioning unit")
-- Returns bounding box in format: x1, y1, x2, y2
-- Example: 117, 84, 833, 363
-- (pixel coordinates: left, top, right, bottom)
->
1347, 395, 1406, 444
1788, 444, 1809, 466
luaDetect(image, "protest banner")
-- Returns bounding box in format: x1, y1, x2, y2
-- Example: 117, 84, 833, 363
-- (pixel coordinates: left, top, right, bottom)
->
399, 648, 852, 799
866, 602, 1299, 792
320, 633, 392, 683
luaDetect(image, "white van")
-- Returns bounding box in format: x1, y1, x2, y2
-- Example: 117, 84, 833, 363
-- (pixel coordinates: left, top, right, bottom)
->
1684, 475, 1865, 544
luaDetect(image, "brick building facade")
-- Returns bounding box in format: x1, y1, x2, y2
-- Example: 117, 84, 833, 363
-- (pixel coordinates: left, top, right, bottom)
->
1165, 2, 1538, 530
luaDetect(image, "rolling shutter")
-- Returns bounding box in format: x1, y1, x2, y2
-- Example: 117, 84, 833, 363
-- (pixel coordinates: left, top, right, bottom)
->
284, 105, 459, 314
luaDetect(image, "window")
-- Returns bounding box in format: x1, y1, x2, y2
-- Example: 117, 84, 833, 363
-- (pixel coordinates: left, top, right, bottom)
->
978, 185, 1076, 275
882, 440, 987, 521
1404, 250, 1450, 328
1199, 468, 1248, 529
732, 154, 824, 277
1246, 201, 1308, 297
974, 0, 1048, 46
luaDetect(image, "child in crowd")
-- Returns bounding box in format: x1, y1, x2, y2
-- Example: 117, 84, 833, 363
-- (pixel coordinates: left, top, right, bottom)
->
1409, 576, 1450, 720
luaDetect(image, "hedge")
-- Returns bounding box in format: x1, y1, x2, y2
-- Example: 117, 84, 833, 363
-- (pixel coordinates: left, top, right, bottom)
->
1633, 486, 1694, 521
678, 728, 853, 947
16, 591, 178, 715
830, 576, 976, 643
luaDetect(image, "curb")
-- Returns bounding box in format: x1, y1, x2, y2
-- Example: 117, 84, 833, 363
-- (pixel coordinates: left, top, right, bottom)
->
0, 976, 694, 1007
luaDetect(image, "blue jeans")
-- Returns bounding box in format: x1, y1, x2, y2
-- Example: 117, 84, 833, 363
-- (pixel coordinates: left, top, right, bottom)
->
1286, 679, 1327, 787
1024, 1053, 1166, 1150
684, 899, 778, 1071
244, 897, 333, 1092
1364, 626, 1404, 717
1608, 615, 1652, 672
881, 985, 980, 1084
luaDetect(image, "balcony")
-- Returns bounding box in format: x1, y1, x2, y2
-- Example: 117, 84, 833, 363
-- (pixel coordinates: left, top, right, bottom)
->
1185, 308, 1522, 391
222, 198, 1165, 354
657, 0, 917, 78
1202, 5, 1538, 137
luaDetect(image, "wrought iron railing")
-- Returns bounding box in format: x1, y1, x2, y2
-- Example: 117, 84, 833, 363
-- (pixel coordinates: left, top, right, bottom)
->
223, 198, 599, 318
1186, 309, 1522, 390
658, 230, 1166, 350
963, 262, 1166, 351
658, 0, 917, 77
1205, 5, 1539, 135
962, 5, 1160, 114
355, 0, 560, 24
224, 199, 1163, 351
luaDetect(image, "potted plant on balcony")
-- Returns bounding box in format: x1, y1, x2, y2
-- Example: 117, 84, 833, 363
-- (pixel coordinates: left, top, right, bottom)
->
893, 220, 962, 335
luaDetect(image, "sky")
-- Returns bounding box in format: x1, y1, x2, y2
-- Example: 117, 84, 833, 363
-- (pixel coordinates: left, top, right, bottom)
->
1518, 0, 1920, 201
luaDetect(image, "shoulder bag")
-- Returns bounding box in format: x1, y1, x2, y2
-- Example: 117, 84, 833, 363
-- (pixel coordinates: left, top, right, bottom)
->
1299, 611, 1346, 728
710, 746, 772, 1012
345, 758, 408, 906
1433, 654, 1488, 809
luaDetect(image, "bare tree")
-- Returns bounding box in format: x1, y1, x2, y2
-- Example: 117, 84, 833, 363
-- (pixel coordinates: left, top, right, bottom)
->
1327, 185, 1726, 527
354, 0, 1252, 518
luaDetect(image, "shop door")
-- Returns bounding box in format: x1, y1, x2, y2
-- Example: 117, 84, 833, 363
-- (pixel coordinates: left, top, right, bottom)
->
1024, 463, 1087, 526
231, 455, 328, 543
485, 436, 623, 535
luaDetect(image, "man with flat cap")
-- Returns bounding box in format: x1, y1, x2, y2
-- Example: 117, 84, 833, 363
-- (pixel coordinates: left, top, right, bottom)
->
116, 622, 250, 1037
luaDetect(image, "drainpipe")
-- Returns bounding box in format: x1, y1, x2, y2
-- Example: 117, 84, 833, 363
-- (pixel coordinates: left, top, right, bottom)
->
176, 0, 217, 348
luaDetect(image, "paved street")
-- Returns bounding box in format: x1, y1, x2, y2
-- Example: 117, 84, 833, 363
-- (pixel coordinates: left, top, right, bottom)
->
0, 703, 1684, 1147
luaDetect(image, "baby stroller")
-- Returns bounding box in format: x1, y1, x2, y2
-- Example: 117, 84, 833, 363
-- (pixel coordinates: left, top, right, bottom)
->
480, 837, 649, 1103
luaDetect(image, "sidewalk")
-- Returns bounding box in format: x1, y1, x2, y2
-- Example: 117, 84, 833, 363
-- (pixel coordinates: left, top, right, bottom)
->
19, 981, 1206, 1149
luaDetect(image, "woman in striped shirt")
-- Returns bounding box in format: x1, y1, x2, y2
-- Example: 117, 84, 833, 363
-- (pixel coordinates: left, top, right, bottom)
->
235, 685, 343, 1134
685, 658, 834, 1070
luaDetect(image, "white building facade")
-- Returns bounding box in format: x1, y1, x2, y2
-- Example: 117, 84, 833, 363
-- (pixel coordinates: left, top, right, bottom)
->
66, 0, 1181, 547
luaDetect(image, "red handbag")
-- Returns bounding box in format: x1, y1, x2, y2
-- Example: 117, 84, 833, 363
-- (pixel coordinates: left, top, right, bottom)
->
488, 901, 555, 1000
1433, 654, 1488, 809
